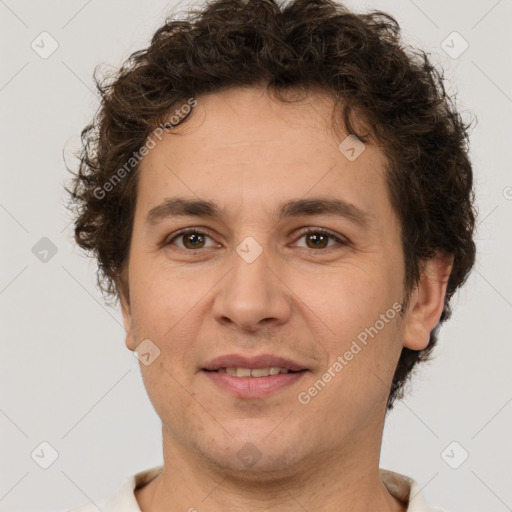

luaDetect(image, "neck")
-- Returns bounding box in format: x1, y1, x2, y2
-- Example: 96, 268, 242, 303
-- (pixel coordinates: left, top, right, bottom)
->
135, 416, 406, 512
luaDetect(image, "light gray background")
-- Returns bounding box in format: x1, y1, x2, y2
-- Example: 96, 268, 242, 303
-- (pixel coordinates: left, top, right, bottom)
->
1, 1, 511, 511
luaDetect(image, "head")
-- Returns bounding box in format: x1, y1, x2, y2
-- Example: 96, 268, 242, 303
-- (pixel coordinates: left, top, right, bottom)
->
67, 0, 476, 474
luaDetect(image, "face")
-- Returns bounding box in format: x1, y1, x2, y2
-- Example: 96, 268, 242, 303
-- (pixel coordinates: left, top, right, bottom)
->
120, 86, 450, 476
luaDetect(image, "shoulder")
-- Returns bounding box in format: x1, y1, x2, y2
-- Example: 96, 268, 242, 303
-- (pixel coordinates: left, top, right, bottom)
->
65, 465, 163, 512
380, 468, 449, 512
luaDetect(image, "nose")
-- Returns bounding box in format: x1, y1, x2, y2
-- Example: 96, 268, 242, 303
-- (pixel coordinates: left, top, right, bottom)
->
211, 242, 293, 334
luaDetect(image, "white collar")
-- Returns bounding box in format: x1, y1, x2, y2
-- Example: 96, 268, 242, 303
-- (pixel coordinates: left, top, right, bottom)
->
70, 465, 446, 511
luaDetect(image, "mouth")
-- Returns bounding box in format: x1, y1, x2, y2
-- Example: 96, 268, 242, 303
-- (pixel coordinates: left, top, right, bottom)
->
201, 354, 309, 398
202, 369, 308, 398
202, 353, 308, 373
203, 367, 306, 377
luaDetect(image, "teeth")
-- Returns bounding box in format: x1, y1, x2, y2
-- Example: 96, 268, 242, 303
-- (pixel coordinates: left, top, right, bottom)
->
250, 368, 271, 377
217, 367, 292, 377
236, 368, 252, 377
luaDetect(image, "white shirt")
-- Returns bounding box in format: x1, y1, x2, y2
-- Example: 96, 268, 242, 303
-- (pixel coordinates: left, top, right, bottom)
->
67, 465, 447, 511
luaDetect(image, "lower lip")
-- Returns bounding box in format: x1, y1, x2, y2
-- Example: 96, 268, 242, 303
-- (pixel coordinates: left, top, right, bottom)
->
202, 370, 307, 398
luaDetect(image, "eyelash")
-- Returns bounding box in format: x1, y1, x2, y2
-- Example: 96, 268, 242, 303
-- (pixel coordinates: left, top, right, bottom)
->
164, 227, 349, 252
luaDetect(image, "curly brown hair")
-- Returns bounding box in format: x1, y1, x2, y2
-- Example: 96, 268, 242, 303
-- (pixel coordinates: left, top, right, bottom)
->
66, 0, 477, 410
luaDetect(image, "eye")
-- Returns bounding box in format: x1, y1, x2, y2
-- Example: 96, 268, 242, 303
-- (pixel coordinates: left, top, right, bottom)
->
164, 227, 349, 252
293, 228, 349, 250
164, 229, 218, 250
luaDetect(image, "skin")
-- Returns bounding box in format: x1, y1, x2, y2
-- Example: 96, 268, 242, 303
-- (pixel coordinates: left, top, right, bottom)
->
119, 86, 453, 511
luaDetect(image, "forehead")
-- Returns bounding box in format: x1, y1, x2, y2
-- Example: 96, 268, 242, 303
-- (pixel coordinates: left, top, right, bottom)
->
135, 87, 390, 223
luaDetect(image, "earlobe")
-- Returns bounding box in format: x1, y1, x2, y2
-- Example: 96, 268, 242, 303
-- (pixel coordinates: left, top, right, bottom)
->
402, 252, 454, 351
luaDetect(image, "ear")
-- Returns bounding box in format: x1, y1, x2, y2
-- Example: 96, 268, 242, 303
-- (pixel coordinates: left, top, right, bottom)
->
118, 278, 137, 352
402, 252, 454, 351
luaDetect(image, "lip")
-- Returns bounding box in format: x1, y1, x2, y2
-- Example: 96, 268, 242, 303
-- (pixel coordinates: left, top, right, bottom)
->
202, 353, 307, 372
202, 370, 307, 398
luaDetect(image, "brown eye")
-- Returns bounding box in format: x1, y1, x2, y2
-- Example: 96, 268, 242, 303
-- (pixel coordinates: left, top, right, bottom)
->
294, 228, 348, 250
304, 232, 329, 249
181, 232, 206, 249
166, 229, 216, 250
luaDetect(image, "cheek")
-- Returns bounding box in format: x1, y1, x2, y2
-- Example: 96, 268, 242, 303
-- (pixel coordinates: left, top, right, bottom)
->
290, 262, 403, 388
129, 276, 201, 414
291, 261, 392, 335
129, 258, 198, 333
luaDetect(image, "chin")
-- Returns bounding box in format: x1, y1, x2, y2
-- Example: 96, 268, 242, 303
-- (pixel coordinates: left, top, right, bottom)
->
191, 428, 307, 478
206, 449, 305, 480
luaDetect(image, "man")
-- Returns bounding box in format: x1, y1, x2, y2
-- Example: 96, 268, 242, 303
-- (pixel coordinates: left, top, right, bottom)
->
66, 0, 476, 510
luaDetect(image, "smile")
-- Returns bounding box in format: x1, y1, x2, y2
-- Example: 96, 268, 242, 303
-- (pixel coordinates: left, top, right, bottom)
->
212, 367, 297, 377
202, 368, 308, 398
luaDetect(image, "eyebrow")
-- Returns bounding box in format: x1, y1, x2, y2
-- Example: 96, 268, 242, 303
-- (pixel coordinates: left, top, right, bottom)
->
145, 197, 371, 228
